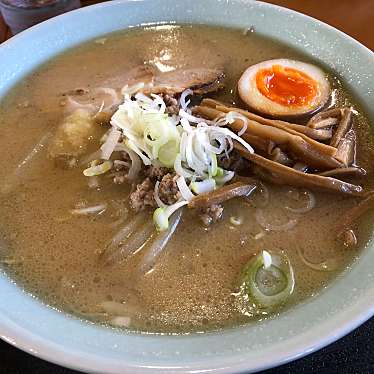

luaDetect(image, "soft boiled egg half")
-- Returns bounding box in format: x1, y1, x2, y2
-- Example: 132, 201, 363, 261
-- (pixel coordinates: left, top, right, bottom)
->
238, 59, 331, 118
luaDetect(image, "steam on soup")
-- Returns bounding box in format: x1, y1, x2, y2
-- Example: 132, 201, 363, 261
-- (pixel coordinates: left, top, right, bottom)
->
0, 25, 373, 333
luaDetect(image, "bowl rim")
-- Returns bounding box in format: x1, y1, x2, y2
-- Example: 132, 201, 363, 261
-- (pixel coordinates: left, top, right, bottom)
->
2, 289, 374, 374
0, 1, 374, 373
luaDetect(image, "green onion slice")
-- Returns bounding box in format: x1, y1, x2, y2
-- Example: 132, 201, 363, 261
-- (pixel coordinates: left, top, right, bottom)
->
239, 250, 295, 309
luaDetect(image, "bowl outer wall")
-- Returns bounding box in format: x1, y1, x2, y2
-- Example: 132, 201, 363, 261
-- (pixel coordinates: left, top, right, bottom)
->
0, 0, 374, 373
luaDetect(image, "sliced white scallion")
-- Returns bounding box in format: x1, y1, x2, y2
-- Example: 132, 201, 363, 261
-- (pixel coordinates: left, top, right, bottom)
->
176, 176, 195, 201
229, 216, 243, 226
150, 93, 167, 114
214, 170, 235, 185
100, 129, 121, 160
71, 204, 107, 215
134, 92, 153, 104
255, 209, 298, 232
114, 143, 142, 180
296, 247, 338, 272
179, 109, 216, 126
83, 160, 112, 176
180, 117, 193, 133
262, 250, 272, 269
209, 153, 218, 177
93, 87, 122, 111
174, 153, 195, 179
153, 200, 189, 231
179, 89, 193, 112
225, 111, 249, 136
208, 126, 254, 155
190, 178, 216, 194
239, 250, 295, 309
285, 190, 316, 214
175, 122, 254, 181
158, 139, 180, 168
82, 87, 259, 231
125, 139, 152, 166
216, 167, 224, 177
121, 82, 145, 96
110, 95, 181, 168
154, 181, 167, 208
127, 149, 142, 180
113, 160, 130, 168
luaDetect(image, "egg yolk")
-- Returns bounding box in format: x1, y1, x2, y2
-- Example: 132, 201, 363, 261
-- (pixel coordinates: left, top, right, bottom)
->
255, 65, 318, 107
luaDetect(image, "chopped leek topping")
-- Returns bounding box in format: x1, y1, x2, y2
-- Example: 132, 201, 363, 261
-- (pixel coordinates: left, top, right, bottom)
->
262, 250, 272, 269
153, 208, 169, 231
190, 178, 216, 194
209, 153, 218, 177
216, 167, 224, 177
229, 216, 243, 226
153, 200, 189, 231
158, 139, 180, 168
239, 250, 294, 309
83, 160, 112, 176
214, 169, 235, 185
176, 176, 195, 201
110, 94, 181, 167
82, 88, 257, 230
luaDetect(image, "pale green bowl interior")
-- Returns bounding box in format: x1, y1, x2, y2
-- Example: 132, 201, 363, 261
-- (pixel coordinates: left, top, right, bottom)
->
0, 1, 373, 373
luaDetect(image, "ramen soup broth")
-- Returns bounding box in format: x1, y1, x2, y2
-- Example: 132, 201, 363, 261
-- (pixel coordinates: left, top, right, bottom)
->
0, 25, 373, 333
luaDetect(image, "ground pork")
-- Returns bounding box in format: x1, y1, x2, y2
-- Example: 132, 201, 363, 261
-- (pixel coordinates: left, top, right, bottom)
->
112, 153, 132, 184
144, 165, 170, 181
113, 172, 127, 185
129, 177, 157, 212
129, 172, 180, 212
157, 173, 180, 205
199, 204, 224, 226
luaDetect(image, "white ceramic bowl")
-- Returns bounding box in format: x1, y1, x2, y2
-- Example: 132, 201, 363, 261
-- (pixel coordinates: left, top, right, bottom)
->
0, 1, 373, 373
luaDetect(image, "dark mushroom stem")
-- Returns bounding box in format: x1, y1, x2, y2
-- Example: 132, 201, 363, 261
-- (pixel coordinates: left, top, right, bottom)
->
335, 130, 356, 167
193, 99, 367, 196
330, 108, 353, 147
308, 117, 339, 130
234, 143, 365, 196
188, 180, 257, 209
194, 101, 343, 169
307, 108, 343, 127
318, 167, 366, 179
198, 98, 334, 141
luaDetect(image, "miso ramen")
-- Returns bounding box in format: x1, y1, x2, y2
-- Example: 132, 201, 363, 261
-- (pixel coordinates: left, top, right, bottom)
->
0, 25, 373, 333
